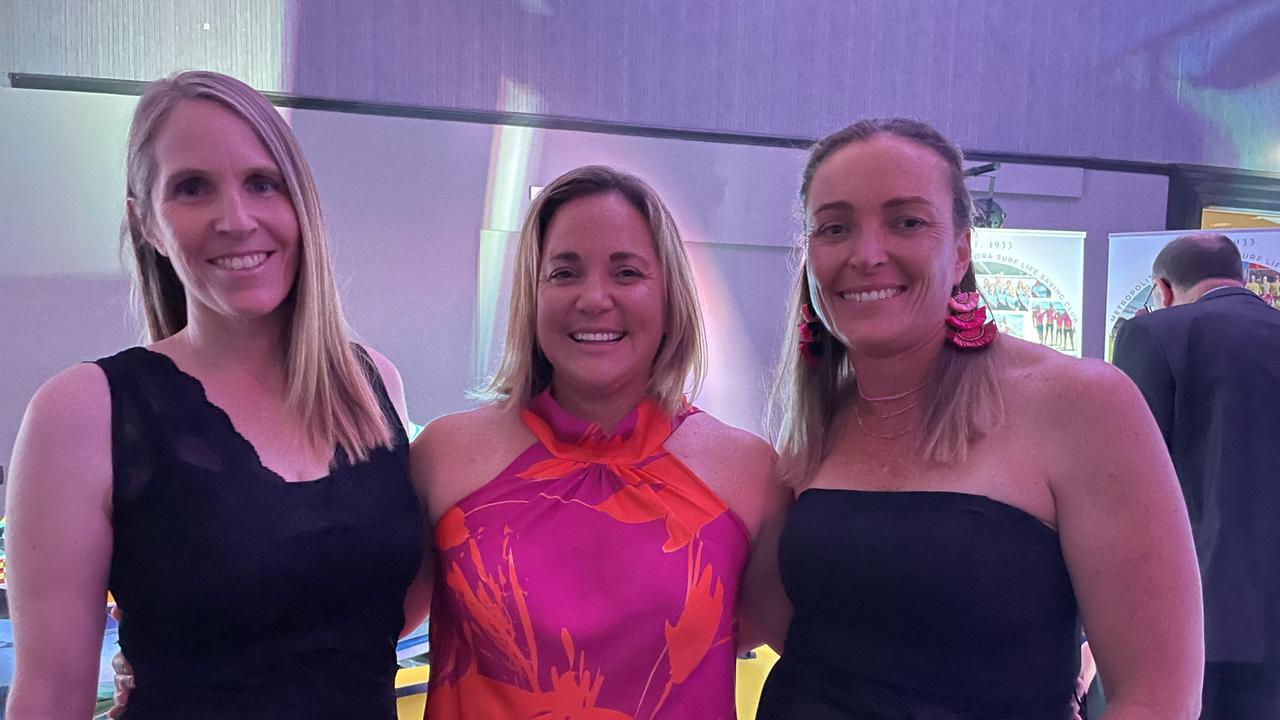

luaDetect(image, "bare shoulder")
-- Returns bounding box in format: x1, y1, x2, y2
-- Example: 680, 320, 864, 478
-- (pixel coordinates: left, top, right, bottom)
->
414, 402, 522, 451
11, 362, 113, 503
356, 343, 408, 423
995, 338, 1166, 495
670, 411, 780, 538
996, 337, 1142, 419
26, 362, 112, 433
409, 402, 533, 522
358, 344, 403, 389
991, 335, 1069, 382
672, 411, 776, 472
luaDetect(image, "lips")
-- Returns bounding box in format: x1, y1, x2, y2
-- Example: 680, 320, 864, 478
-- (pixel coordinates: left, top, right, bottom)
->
839, 286, 905, 303
210, 251, 272, 271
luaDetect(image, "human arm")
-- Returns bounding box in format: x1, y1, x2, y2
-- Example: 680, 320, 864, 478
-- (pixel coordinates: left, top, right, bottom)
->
358, 345, 432, 633
737, 477, 793, 654
1051, 362, 1202, 719
6, 365, 115, 719
400, 433, 435, 636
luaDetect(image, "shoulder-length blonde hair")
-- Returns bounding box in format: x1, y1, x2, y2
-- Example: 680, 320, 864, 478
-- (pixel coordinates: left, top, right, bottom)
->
478, 165, 706, 414
767, 118, 1005, 485
123, 70, 392, 461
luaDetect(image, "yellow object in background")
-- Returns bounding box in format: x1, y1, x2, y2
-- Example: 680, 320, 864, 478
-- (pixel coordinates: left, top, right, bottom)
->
736, 646, 781, 720
394, 665, 429, 720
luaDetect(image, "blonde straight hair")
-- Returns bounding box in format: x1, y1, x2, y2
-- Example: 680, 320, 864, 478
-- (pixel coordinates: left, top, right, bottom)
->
123, 70, 392, 461
767, 119, 1006, 485
479, 165, 706, 414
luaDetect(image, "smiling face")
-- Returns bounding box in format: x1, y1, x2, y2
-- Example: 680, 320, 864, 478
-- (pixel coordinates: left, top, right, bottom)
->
803, 133, 970, 357
535, 191, 667, 399
142, 98, 301, 327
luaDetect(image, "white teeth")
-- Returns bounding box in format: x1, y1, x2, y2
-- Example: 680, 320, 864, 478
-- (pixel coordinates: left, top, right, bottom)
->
213, 252, 269, 271
841, 287, 904, 303
572, 332, 624, 343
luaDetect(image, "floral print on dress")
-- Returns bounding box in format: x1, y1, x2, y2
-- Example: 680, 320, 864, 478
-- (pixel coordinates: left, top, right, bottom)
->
425, 391, 748, 720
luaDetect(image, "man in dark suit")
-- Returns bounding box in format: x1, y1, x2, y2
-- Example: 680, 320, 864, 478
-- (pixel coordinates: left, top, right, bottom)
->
1113, 232, 1280, 719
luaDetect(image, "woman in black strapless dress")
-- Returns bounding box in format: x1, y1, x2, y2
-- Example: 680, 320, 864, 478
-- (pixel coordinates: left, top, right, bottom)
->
746, 118, 1204, 719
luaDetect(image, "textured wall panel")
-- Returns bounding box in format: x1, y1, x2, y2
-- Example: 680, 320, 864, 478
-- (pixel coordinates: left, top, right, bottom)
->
3, 0, 288, 89
6, 0, 1280, 170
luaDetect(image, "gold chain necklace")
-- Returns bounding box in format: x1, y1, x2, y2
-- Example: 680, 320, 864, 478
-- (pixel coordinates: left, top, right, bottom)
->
854, 403, 920, 440
856, 378, 931, 403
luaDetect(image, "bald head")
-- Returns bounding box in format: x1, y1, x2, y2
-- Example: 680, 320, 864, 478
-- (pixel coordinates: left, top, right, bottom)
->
1151, 233, 1244, 307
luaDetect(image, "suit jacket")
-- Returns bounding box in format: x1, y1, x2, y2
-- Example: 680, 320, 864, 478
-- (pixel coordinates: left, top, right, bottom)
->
1113, 286, 1280, 662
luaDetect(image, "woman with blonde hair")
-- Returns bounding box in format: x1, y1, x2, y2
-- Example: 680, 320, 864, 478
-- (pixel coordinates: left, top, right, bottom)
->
413, 164, 780, 719
753, 118, 1203, 719
6, 71, 428, 719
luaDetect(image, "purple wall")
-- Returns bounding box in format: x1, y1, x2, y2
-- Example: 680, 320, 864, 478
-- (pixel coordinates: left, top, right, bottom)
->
284, 0, 1280, 171
5, 1, 1280, 170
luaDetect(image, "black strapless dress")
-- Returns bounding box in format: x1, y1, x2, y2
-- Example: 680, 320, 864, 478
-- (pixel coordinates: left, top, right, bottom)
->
757, 489, 1079, 720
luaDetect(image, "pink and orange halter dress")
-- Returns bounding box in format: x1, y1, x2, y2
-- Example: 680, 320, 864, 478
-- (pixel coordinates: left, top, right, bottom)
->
425, 390, 748, 719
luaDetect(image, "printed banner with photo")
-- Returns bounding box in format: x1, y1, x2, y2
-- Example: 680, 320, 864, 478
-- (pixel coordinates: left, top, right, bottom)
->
1105, 228, 1280, 361
972, 228, 1086, 358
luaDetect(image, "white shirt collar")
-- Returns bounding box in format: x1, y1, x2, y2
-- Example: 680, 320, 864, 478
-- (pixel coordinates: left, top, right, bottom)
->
1199, 285, 1240, 300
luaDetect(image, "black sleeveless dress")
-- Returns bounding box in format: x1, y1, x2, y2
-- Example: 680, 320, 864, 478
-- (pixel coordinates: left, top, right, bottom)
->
96, 347, 423, 719
757, 489, 1079, 720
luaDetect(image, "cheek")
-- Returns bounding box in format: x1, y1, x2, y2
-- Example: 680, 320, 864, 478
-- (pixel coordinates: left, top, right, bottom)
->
932, 255, 959, 288
637, 288, 667, 332
155, 231, 204, 280
535, 308, 552, 339
910, 243, 958, 287
153, 209, 194, 254
802, 253, 836, 294
805, 246, 840, 279
268, 204, 302, 248
534, 289, 562, 339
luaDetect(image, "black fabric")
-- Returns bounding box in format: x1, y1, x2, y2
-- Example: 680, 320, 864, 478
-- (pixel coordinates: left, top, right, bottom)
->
96, 347, 422, 720
757, 489, 1079, 720
1113, 288, 1280, 663
1201, 660, 1280, 720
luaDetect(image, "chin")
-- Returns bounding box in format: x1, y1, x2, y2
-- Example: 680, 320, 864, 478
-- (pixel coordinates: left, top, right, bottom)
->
562, 365, 645, 394
833, 321, 883, 345
223, 295, 292, 322
839, 328, 915, 356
